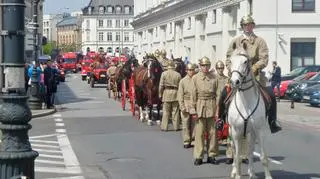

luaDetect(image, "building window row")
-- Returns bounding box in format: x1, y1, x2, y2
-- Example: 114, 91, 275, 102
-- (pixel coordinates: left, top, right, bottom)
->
96, 19, 130, 28
96, 31, 131, 42
87, 5, 133, 15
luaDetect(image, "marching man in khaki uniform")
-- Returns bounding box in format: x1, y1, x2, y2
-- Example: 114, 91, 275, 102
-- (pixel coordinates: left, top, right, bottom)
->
107, 61, 117, 92
190, 57, 219, 166
159, 61, 182, 131
177, 63, 196, 149
224, 15, 282, 133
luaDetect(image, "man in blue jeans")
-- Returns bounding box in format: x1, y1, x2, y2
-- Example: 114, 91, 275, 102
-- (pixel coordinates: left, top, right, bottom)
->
271, 61, 281, 101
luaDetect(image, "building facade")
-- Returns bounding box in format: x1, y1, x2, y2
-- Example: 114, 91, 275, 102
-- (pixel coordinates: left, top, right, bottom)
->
81, 0, 134, 56
43, 14, 64, 42
25, 0, 45, 62
132, 0, 320, 74
56, 16, 82, 52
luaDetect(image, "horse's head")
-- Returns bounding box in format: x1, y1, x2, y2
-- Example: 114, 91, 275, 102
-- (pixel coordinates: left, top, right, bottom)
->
147, 56, 163, 81
229, 42, 253, 89
173, 57, 186, 77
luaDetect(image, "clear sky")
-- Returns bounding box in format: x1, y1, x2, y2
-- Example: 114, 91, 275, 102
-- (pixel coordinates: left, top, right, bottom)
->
43, 0, 89, 14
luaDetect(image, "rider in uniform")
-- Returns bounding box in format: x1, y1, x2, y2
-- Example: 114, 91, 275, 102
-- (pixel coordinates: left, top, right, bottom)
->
159, 61, 182, 131
190, 57, 219, 166
107, 61, 117, 91
222, 15, 282, 134
177, 63, 197, 149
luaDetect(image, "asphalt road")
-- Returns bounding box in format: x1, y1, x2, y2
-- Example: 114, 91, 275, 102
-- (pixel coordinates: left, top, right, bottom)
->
30, 73, 320, 179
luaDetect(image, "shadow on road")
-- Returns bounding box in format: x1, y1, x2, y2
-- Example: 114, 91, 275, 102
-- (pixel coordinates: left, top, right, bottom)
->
257, 170, 320, 179
56, 82, 93, 105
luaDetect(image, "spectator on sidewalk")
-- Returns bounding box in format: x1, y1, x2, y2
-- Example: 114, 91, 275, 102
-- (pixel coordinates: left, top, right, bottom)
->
271, 61, 281, 100
44, 60, 55, 109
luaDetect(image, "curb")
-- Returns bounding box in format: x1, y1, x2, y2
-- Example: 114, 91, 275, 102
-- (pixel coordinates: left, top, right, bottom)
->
32, 108, 57, 118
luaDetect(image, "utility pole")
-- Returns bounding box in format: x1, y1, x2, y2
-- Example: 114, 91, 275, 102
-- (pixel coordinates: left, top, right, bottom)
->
0, 0, 39, 178
0, 0, 3, 93
28, 0, 42, 110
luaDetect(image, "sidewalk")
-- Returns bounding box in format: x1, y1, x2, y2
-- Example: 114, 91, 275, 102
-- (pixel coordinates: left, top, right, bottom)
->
31, 108, 56, 118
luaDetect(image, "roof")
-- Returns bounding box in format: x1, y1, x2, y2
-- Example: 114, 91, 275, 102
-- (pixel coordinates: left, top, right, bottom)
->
56, 17, 77, 27
82, 0, 134, 15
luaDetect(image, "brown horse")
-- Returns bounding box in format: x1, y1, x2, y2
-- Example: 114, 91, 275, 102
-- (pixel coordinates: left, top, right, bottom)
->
133, 55, 163, 125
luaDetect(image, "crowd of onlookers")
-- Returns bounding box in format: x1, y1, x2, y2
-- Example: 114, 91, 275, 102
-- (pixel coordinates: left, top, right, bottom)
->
24, 59, 60, 109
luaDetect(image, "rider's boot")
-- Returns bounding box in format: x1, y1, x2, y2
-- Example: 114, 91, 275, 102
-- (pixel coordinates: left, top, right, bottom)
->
265, 86, 282, 133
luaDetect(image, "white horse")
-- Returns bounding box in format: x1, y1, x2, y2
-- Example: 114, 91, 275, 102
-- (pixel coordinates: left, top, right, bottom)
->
228, 43, 273, 179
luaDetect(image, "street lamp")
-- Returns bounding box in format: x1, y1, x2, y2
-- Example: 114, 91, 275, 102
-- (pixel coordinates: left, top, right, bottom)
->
28, 0, 42, 110
0, 0, 38, 178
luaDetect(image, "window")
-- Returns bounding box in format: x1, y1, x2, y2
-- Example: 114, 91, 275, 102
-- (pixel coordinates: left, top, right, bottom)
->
107, 47, 113, 53
88, 7, 92, 14
292, 0, 315, 12
155, 27, 158, 37
86, 20, 90, 29
124, 20, 129, 27
107, 20, 112, 27
86, 33, 90, 41
291, 41, 315, 70
212, 10, 217, 24
116, 20, 120, 27
107, 6, 113, 13
107, 32, 112, 41
98, 32, 104, 41
116, 32, 120, 41
124, 6, 130, 14
99, 6, 105, 14
187, 17, 191, 29
169, 23, 172, 34
98, 20, 103, 27
116, 6, 122, 14
124, 32, 129, 41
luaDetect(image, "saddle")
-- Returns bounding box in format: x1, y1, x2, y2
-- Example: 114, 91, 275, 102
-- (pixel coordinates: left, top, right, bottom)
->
224, 81, 272, 116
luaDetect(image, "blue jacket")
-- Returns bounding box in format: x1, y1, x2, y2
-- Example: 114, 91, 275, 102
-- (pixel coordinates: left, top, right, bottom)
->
271, 66, 281, 83
28, 65, 42, 82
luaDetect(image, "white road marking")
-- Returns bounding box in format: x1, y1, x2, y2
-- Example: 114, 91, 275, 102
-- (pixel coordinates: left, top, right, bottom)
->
58, 134, 82, 170
56, 123, 65, 127
46, 176, 85, 179
53, 114, 61, 117
39, 153, 64, 159
55, 118, 63, 122
35, 167, 82, 174
31, 144, 60, 149
33, 148, 62, 154
30, 134, 57, 139
253, 152, 283, 165
56, 128, 66, 133
29, 139, 59, 144
35, 159, 65, 165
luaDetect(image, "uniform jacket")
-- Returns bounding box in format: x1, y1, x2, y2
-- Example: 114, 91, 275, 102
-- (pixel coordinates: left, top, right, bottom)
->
107, 66, 117, 77
225, 34, 269, 86
177, 75, 193, 113
190, 72, 218, 118
159, 69, 182, 102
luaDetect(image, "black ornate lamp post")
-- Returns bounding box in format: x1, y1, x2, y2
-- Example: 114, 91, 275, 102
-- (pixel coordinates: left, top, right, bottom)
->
28, 0, 42, 110
0, 0, 38, 178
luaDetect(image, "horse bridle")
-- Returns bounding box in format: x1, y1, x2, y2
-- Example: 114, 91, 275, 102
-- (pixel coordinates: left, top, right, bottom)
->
230, 53, 254, 91
230, 53, 261, 137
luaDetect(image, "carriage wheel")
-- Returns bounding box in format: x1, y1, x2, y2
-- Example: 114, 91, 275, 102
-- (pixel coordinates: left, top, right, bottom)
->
121, 80, 126, 111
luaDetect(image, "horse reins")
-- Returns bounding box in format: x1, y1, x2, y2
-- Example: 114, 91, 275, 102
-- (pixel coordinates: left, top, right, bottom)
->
231, 54, 261, 137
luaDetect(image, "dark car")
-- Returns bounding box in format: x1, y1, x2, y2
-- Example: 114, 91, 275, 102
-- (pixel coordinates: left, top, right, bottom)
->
285, 72, 320, 101
302, 84, 320, 106
281, 65, 320, 81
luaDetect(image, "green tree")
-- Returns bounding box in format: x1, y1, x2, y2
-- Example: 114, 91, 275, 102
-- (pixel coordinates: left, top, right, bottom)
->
43, 41, 56, 55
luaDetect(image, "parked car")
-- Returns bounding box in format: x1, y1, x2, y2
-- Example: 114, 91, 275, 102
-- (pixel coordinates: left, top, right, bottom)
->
285, 72, 320, 101
302, 84, 320, 106
274, 72, 317, 97
281, 65, 320, 81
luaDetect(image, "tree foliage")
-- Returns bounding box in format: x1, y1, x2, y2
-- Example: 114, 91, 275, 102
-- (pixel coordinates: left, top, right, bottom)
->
43, 41, 56, 55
